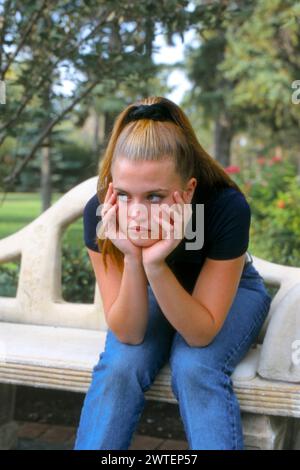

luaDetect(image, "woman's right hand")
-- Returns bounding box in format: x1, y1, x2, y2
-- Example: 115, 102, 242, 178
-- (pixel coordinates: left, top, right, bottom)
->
100, 182, 143, 260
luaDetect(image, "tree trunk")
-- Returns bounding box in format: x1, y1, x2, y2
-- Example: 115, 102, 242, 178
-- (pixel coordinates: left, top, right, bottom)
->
93, 110, 100, 156
40, 136, 52, 212
213, 112, 233, 167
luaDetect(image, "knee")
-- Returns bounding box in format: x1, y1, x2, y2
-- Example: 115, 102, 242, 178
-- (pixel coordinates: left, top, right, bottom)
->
171, 350, 224, 388
92, 348, 151, 389
171, 360, 228, 404
93, 349, 136, 375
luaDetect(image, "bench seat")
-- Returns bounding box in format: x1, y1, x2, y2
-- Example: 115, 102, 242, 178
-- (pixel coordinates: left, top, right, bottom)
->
1, 321, 299, 419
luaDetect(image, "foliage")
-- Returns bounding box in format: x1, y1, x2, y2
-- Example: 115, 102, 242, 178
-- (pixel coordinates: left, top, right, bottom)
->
0, 262, 19, 297
220, 0, 300, 143
226, 156, 300, 266
0, 0, 194, 190
0, 244, 96, 303
182, 0, 300, 164
61, 243, 95, 303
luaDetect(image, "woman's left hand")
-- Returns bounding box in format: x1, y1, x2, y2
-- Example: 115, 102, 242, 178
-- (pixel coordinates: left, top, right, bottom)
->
142, 191, 192, 268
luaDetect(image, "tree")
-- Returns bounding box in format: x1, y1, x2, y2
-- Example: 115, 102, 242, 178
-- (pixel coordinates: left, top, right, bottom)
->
181, 0, 300, 166
220, 0, 300, 146
181, 0, 256, 166
0, 0, 197, 207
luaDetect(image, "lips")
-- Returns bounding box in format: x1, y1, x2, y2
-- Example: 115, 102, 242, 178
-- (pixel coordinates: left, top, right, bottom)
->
129, 226, 150, 231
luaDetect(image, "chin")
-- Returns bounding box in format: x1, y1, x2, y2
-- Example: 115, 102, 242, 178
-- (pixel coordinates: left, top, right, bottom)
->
129, 235, 160, 247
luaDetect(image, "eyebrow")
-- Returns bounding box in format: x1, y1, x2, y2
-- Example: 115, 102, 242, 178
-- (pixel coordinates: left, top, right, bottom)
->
114, 187, 168, 194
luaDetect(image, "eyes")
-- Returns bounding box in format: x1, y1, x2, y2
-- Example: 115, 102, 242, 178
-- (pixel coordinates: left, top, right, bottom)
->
116, 192, 164, 203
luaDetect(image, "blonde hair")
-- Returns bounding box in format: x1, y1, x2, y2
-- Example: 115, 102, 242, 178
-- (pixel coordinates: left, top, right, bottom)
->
95, 96, 242, 272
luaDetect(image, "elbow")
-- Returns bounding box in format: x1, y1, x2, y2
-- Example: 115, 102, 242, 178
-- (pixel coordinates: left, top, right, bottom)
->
187, 337, 213, 348
118, 335, 145, 346
129, 339, 145, 346
107, 319, 145, 346
187, 329, 217, 348
122, 339, 145, 346
187, 304, 219, 347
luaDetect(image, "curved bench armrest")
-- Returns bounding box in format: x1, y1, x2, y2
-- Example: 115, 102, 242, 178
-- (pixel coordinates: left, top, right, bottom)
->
257, 282, 300, 383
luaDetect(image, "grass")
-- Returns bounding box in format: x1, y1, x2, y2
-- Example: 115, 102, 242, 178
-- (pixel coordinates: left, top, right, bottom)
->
0, 192, 94, 300
0, 192, 84, 247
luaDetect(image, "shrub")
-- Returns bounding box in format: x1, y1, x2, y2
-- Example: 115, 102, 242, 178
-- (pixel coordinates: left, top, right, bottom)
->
227, 155, 300, 266
0, 245, 96, 302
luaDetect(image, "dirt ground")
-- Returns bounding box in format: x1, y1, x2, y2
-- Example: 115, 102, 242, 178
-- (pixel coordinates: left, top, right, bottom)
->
15, 385, 187, 441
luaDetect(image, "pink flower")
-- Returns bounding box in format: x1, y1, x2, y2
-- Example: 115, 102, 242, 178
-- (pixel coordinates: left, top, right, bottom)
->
271, 156, 282, 163
224, 165, 240, 174
257, 157, 266, 165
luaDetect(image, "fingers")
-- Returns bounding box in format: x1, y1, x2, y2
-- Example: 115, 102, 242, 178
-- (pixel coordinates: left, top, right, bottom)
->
173, 191, 192, 226
102, 203, 118, 238
153, 192, 192, 239
102, 202, 117, 226
153, 206, 175, 240
96, 201, 116, 240
101, 182, 116, 218
154, 211, 173, 235
103, 181, 112, 205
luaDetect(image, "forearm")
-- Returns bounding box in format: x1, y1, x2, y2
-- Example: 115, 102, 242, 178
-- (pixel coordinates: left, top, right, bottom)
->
144, 262, 215, 347
107, 255, 149, 345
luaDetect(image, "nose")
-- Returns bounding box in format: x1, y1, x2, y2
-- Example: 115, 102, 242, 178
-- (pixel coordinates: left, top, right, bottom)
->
128, 202, 149, 226
130, 205, 140, 218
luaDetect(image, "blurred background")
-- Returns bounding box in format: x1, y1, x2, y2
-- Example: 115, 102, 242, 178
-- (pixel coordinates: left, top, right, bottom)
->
0, 0, 299, 449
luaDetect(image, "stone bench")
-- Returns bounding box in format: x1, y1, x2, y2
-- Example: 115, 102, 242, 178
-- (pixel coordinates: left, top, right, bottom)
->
0, 176, 300, 450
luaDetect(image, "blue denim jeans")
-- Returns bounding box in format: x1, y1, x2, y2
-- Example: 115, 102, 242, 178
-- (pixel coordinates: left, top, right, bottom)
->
74, 259, 272, 450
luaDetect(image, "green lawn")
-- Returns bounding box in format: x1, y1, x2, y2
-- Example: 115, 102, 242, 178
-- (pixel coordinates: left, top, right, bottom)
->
0, 192, 84, 247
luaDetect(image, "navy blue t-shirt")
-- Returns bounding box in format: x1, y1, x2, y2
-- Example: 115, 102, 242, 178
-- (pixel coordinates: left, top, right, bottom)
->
82, 186, 251, 294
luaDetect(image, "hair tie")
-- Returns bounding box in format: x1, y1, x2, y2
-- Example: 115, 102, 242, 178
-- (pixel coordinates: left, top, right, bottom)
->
125, 103, 175, 124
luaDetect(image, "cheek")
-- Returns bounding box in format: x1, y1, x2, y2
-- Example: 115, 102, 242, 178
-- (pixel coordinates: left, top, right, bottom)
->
117, 206, 128, 228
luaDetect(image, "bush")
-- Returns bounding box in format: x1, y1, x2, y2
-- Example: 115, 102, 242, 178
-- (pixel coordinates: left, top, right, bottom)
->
226, 155, 300, 267
0, 262, 19, 297
0, 245, 96, 302
61, 244, 96, 303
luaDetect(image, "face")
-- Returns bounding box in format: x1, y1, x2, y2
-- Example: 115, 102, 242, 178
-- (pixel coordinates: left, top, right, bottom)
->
111, 157, 197, 247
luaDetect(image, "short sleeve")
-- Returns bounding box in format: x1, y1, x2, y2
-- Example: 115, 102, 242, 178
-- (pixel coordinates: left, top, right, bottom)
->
206, 189, 251, 260
83, 194, 102, 253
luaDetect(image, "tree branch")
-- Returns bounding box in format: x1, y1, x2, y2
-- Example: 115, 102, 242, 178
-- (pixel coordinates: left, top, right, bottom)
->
1, 0, 48, 79
0, 6, 113, 142
3, 79, 100, 185
0, 0, 13, 72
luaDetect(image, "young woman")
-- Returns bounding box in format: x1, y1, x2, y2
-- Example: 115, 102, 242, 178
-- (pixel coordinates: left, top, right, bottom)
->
74, 96, 272, 450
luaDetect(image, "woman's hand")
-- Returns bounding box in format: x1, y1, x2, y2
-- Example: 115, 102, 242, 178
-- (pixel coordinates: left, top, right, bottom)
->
99, 182, 143, 261
142, 191, 192, 269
